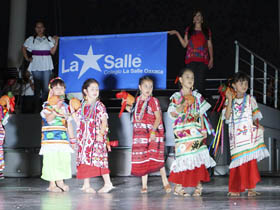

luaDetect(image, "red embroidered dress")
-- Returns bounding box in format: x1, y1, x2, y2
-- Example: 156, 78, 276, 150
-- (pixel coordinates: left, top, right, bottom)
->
222, 95, 269, 192
76, 101, 110, 179
167, 91, 216, 187
185, 27, 211, 65
131, 96, 165, 176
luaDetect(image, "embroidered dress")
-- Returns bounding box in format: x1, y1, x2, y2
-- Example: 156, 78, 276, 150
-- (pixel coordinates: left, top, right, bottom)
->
185, 27, 211, 65
76, 101, 110, 179
223, 95, 269, 192
131, 96, 165, 176
168, 91, 216, 187
40, 102, 73, 181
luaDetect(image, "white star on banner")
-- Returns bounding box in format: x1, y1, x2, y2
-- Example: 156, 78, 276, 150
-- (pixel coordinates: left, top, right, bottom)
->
74, 45, 104, 79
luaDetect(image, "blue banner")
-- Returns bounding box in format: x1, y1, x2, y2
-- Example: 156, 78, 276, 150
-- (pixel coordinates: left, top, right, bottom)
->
58, 32, 167, 92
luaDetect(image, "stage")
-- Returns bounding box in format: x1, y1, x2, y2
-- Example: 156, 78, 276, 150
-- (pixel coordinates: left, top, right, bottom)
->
0, 176, 280, 210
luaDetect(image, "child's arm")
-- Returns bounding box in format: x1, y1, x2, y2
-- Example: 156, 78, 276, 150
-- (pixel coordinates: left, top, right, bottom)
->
124, 102, 132, 113
225, 91, 233, 120
251, 96, 264, 129
50, 36, 59, 55
150, 110, 161, 140
152, 110, 161, 130
200, 115, 207, 138
45, 109, 57, 123
168, 93, 186, 119
176, 100, 188, 113
44, 103, 65, 124
97, 115, 108, 142
67, 119, 76, 148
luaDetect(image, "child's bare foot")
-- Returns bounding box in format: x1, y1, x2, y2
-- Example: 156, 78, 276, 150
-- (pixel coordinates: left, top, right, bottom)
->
47, 186, 63, 193
81, 186, 96, 193
141, 188, 148, 193
57, 184, 69, 192
227, 192, 240, 197
98, 184, 115, 193
163, 184, 172, 193
248, 189, 261, 197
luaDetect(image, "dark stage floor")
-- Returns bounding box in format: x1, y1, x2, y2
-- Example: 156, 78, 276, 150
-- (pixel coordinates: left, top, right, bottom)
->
0, 176, 280, 210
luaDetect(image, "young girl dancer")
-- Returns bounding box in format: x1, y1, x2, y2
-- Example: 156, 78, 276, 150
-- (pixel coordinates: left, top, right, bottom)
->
224, 72, 269, 196
71, 78, 114, 193
40, 78, 75, 192
125, 76, 171, 193
168, 68, 215, 196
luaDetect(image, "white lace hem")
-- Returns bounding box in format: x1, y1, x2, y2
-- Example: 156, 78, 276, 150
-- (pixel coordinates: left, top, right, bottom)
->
229, 147, 270, 169
170, 148, 216, 173
39, 144, 74, 155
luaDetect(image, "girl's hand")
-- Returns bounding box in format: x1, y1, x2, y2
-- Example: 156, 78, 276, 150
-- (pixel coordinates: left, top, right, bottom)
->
177, 100, 188, 113
53, 35, 59, 43
150, 132, 156, 141
26, 57, 33, 62
258, 124, 264, 130
202, 131, 207, 139
97, 134, 103, 142
168, 30, 178, 35
170, 112, 178, 118
200, 128, 207, 139
107, 144, 111, 152
69, 103, 76, 114
225, 89, 233, 101
57, 100, 64, 109
71, 143, 76, 150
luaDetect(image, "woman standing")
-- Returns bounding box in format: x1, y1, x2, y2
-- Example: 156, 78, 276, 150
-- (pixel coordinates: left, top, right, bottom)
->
22, 21, 59, 112
169, 10, 213, 96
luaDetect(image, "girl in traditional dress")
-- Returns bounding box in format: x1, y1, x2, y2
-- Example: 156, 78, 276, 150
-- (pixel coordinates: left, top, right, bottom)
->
125, 76, 171, 193
0, 96, 11, 179
40, 78, 75, 192
168, 68, 216, 196
224, 72, 269, 197
71, 79, 114, 193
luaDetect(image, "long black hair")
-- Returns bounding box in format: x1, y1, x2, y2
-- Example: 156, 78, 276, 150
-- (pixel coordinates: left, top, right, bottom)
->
187, 10, 210, 40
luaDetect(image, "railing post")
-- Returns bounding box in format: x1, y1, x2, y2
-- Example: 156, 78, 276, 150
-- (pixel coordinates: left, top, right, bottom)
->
263, 63, 267, 105
275, 69, 278, 108
235, 41, 239, 73
250, 54, 254, 96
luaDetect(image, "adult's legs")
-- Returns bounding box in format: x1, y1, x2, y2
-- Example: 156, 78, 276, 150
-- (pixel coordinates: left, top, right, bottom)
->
31, 70, 52, 112
186, 62, 208, 96
31, 71, 43, 112
41, 70, 52, 102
